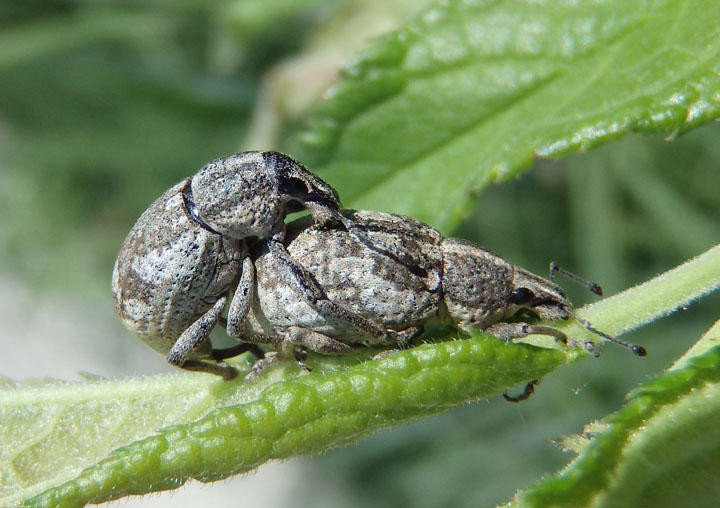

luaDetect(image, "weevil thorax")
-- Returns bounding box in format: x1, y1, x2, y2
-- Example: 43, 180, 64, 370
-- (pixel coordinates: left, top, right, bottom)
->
440, 238, 516, 329
190, 151, 282, 239
506, 267, 573, 322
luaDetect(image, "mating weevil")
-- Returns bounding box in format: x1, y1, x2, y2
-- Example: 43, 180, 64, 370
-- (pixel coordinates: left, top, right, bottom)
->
241, 210, 646, 377
112, 152, 397, 378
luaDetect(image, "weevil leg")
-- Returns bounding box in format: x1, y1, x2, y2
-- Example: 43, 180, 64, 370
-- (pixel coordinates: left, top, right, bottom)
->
372, 326, 425, 360
272, 153, 416, 266
485, 322, 569, 345
245, 328, 357, 381
245, 337, 310, 380
293, 347, 312, 373
177, 359, 237, 380
211, 342, 265, 362
220, 255, 289, 361
523, 325, 569, 344
225, 255, 255, 337
484, 322, 528, 341
245, 351, 280, 382
503, 379, 540, 403
285, 326, 354, 355
244, 326, 423, 378
267, 231, 387, 339
167, 296, 238, 380
215, 316, 272, 360
247, 327, 353, 380
389, 326, 424, 345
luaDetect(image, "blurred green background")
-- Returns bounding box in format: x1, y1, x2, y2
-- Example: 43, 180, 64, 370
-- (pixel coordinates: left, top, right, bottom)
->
1, 1, 718, 507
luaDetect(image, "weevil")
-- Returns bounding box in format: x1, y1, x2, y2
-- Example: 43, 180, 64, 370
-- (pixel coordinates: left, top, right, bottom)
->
241, 210, 646, 378
112, 152, 399, 379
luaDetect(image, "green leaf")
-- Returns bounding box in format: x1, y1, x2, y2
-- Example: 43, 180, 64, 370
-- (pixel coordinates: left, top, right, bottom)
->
670, 318, 720, 371
0, 9, 176, 70
294, 0, 720, 231
509, 337, 720, 508
7, 337, 572, 507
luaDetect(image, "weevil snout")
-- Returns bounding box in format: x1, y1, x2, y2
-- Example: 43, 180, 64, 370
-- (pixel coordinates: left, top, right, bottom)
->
507, 268, 573, 322
510, 266, 647, 357
273, 152, 341, 210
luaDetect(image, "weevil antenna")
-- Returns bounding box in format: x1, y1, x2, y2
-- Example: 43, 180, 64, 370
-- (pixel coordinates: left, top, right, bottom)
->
574, 315, 647, 357
549, 262, 603, 296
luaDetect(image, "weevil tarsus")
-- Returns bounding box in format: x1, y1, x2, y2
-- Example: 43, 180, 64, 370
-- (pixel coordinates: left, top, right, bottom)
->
503, 379, 540, 402
211, 341, 266, 362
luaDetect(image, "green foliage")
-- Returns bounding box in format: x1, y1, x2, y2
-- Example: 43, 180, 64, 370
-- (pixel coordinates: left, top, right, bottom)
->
0, 3, 254, 288
511, 341, 720, 508
1, 0, 720, 506
15, 337, 571, 507
294, 0, 720, 232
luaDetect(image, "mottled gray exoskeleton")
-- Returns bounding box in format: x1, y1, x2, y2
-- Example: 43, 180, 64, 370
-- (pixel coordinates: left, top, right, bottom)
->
112, 152, 394, 379
242, 210, 646, 375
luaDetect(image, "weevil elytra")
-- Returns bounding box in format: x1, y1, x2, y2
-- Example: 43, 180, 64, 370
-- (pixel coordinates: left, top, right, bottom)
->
112, 152, 398, 378
241, 210, 645, 376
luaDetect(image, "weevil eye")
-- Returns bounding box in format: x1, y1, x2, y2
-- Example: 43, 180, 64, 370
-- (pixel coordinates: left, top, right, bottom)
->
510, 287, 534, 305
280, 175, 313, 200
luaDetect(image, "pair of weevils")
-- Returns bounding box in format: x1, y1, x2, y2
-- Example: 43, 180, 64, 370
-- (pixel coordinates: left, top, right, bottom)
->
112, 152, 645, 386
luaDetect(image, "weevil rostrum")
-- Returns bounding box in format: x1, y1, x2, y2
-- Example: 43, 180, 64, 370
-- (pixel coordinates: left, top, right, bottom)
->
241, 210, 646, 378
112, 152, 402, 379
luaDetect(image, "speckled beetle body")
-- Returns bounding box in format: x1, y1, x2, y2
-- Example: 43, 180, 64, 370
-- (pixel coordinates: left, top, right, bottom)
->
112, 152, 394, 378
245, 211, 440, 351
243, 210, 645, 366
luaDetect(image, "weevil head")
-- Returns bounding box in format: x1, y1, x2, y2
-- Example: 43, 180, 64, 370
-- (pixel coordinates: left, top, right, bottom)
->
189, 151, 341, 240
506, 268, 573, 322
271, 151, 342, 226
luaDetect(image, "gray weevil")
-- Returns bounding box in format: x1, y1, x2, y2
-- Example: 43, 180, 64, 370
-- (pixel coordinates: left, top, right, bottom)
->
241, 210, 646, 375
112, 152, 399, 379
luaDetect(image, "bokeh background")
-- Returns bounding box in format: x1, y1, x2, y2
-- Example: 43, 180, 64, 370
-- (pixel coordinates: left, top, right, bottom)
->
1, 1, 719, 507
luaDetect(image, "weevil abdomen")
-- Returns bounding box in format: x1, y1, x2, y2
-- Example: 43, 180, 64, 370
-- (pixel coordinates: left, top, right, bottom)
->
112, 180, 242, 357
